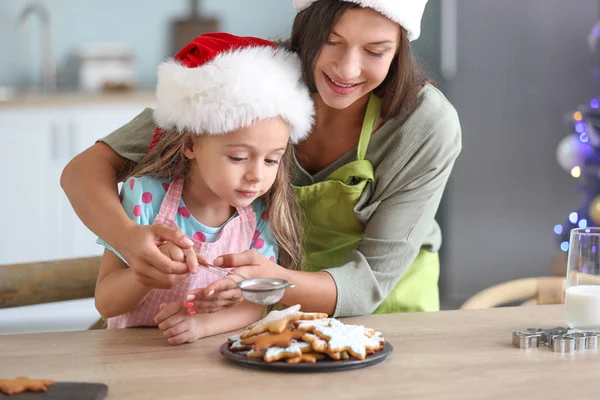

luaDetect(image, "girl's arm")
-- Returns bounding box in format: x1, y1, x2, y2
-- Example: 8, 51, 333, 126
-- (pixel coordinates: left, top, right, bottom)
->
155, 299, 264, 344
195, 301, 265, 338
94, 249, 152, 318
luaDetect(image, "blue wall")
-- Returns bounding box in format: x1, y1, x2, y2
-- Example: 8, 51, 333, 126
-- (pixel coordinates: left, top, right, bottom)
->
0, 0, 296, 90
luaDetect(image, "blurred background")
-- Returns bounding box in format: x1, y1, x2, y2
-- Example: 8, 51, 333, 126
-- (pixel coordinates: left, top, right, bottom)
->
1, 0, 600, 333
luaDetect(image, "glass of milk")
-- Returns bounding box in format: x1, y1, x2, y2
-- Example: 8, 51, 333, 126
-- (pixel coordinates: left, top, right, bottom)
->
565, 227, 600, 332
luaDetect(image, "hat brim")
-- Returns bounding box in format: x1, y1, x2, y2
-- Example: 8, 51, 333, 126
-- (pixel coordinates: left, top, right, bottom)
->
153, 46, 314, 144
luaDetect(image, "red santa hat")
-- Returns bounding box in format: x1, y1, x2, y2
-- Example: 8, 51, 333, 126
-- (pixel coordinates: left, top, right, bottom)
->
151, 32, 314, 146
292, 0, 428, 41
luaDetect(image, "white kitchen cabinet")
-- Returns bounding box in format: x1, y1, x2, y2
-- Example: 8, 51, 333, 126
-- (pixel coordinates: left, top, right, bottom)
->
0, 108, 66, 264
65, 105, 153, 259
0, 101, 153, 265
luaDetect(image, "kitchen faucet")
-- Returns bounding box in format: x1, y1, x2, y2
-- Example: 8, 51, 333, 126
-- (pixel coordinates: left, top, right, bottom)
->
18, 2, 57, 92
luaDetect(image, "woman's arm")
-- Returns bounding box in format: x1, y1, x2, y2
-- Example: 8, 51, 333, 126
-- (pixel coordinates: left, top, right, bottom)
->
275, 270, 337, 314
94, 249, 152, 318
203, 89, 462, 317
193, 252, 337, 316
206, 129, 457, 316
325, 90, 463, 317
60, 111, 195, 287
61, 142, 133, 247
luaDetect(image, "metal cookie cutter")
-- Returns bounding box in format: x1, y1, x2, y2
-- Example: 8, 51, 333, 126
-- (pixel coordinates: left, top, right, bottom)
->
584, 332, 598, 350
526, 328, 549, 346
513, 327, 599, 353
570, 332, 587, 350
196, 262, 294, 306
547, 327, 569, 347
551, 332, 598, 352
548, 326, 569, 337
560, 335, 576, 353
513, 330, 540, 349
552, 335, 567, 353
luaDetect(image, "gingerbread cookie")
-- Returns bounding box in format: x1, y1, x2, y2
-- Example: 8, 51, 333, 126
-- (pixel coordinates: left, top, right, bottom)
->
313, 319, 382, 360
228, 333, 269, 352
227, 334, 241, 343
247, 349, 266, 359
286, 352, 326, 364
229, 339, 253, 352
0, 377, 54, 395
241, 328, 305, 351
301, 332, 328, 353
301, 331, 347, 360
371, 333, 386, 350
295, 318, 332, 332
241, 305, 328, 338
227, 306, 386, 364
263, 340, 312, 362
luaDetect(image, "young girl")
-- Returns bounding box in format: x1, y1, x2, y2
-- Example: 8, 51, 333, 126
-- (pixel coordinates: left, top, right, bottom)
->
94, 32, 314, 345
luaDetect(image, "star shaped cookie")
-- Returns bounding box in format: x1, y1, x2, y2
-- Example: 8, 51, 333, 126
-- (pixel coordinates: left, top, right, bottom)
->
0, 377, 54, 395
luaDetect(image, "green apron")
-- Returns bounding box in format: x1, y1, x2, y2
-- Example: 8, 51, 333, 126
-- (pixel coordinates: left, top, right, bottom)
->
293, 94, 439, 314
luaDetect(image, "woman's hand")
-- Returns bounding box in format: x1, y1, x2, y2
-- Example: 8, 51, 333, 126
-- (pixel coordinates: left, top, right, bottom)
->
118, 223, 200, 289
155, 301, 206, 345
185, 250, 283, 314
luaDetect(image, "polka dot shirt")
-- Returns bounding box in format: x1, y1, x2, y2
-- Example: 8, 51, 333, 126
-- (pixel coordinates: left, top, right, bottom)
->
97, 176, 278, 263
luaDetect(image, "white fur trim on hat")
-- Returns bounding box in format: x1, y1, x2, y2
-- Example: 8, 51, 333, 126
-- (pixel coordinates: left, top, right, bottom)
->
153, 46, 314, 144
292, 0, 428, 41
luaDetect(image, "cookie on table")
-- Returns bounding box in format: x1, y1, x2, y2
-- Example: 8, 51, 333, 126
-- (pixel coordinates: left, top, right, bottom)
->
241, 305, 328, 338
0, 377, 54, 396
241, 328, 305, 351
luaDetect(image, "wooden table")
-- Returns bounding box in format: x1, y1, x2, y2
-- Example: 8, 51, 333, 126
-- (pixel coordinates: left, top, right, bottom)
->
1, 305, 599, 399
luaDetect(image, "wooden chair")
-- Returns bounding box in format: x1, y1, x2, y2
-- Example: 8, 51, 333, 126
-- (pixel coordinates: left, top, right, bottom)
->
460, 272, 600, 309
549, 252, 568, 277
460, 277, 567, 310
0, 256, 105, 329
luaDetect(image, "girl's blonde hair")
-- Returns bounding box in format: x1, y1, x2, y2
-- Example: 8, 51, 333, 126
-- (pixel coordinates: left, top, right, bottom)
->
126, 128, 304, 270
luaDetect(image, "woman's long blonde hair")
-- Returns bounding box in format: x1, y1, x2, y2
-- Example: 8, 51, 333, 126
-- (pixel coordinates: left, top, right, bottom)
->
126, 128, 304, 270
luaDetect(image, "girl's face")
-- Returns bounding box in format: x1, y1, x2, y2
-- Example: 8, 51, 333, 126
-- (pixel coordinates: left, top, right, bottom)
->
313, 7, 401, 110
183, 117, 290, 209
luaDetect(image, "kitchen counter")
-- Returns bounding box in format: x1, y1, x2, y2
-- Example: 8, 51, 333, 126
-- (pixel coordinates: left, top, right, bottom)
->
0, 90, 155, 108
1, 305, 599, 400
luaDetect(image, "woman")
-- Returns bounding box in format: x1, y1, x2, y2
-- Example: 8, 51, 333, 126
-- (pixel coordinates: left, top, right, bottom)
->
61, 0, 461, 317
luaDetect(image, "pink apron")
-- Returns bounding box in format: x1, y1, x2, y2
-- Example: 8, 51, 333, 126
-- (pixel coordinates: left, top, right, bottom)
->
108, 177, 257, 328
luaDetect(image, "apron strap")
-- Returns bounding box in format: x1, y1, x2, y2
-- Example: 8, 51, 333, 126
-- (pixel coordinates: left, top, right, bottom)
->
154, 177, 184, 223
356, 94, 382, 161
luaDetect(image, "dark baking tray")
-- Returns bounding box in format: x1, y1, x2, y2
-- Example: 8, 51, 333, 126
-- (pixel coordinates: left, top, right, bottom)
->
220, 341, 393, 372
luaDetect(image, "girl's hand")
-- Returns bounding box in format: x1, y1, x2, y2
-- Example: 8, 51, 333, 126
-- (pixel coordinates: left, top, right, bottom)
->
159, 241, 210, 275
185, 250, 282, 314
158, 241, 186, 261
183, 286, 245, 314
155, 302, 206, 345
144, 241, 200, 289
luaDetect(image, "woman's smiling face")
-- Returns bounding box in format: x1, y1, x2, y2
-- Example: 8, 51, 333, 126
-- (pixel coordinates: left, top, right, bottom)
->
313, 7, 401, 109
